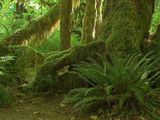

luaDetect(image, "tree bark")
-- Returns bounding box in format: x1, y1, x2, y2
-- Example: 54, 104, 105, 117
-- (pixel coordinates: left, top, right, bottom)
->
99, 0, 154, 57
59, 0, 72, 51
82, 0, 96, 44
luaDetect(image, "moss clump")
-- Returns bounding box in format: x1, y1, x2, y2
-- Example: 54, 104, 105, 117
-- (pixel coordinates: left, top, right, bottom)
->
99, 0, 154, 57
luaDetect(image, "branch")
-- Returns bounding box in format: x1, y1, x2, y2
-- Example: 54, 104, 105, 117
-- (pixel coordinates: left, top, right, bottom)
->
2, 2, 60, 46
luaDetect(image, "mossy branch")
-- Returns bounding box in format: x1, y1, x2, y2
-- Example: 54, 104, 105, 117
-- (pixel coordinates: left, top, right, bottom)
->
3, 2, 60, 46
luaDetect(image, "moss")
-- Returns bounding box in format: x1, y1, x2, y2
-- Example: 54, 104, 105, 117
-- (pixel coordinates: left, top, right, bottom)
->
82, 0, 96, 43
3, 2, 60, 46
99, 0, 154, 57
36, 40, 105, 79
59, 0, 72, 51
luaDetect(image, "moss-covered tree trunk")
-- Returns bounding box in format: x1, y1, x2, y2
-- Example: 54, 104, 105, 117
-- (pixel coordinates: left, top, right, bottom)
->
59, 0, 72, 51
99, 0, 154, 57
36, 0, 155, 91
94, 0, 103, 41
82, 0, 96, 44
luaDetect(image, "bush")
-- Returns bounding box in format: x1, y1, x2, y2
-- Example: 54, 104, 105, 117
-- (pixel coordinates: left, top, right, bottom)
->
63, 52, 160, 119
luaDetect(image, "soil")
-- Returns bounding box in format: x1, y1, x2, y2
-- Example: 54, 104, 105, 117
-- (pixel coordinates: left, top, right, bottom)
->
0, 94, 90, 120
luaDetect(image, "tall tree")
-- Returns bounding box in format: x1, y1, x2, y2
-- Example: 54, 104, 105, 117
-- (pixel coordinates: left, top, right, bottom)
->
59, 0, 72, 51
82, 0, 96, 44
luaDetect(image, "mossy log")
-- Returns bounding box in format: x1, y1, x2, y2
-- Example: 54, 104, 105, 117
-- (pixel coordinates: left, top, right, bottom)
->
36, 0, 155, 91
36, 40, 105, 91
2, 3, 60, 46
37, 40, 105, 77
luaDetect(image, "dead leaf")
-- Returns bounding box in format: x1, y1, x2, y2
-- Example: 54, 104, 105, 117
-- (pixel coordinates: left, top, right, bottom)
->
90, 115, 99, 120
60, 103, 66, 107
34, 111, 40, 115
15, 110, 20, 112
139, 116, 145, 120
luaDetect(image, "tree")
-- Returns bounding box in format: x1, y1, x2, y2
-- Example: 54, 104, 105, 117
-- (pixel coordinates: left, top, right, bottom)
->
82, 0, 96, 43
1, 0, 156, 90
35, 0, 155, 91
59, 0, 72, 51
94, 0, 103, 41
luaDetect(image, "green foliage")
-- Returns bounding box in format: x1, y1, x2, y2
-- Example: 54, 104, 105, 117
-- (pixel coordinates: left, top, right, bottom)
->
0, 56, 15, 86
0, 84, 12, 107
64, 52, 160, 119
34, 28, 81, 53
0, 56, 13, 107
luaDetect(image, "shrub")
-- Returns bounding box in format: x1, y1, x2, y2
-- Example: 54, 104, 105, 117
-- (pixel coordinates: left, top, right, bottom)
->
63, 52, 160, 119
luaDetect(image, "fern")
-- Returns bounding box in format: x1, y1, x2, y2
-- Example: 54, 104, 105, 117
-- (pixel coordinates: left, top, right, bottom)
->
64, 52, 160, 119
0, 84, 12, 107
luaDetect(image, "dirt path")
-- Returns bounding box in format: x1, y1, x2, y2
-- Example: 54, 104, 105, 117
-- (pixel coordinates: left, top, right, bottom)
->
0, 94, 90, 120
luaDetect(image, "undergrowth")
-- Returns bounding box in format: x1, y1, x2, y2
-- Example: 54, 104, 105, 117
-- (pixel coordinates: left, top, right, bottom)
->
63, 52, 160, 119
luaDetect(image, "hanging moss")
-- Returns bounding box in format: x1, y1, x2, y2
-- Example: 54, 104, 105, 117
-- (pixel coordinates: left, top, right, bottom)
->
59, 0, 72, 51
99, 0, 154, 57
3, 3, 60, 46
82, 0, 96, 44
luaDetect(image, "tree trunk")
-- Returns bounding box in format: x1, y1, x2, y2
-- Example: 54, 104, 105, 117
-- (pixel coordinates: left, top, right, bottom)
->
36, 0, 155, 91
94, 0, 103, 41
82, 0, 96, 44
59, 0, 72, 51
99, 0, 154, 57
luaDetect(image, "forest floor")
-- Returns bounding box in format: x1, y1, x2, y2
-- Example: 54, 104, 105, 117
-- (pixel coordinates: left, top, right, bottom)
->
0, 94, 91, 120
0, 92, 155, 120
